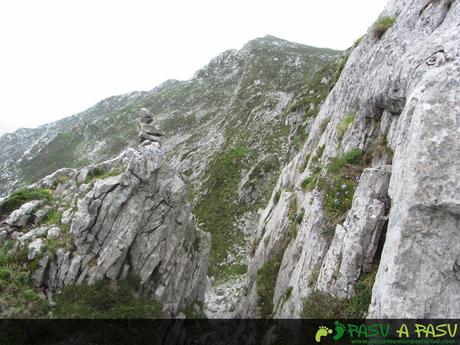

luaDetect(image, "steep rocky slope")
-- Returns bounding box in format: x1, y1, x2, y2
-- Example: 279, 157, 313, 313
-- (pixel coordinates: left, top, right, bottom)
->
237, 0, 460, 318
0, 112, 210, 317
0, 36, 341, 286
2, 0, 456, 320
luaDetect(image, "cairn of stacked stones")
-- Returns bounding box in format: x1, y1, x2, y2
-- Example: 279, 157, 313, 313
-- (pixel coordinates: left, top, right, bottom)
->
138, 108, 164, 146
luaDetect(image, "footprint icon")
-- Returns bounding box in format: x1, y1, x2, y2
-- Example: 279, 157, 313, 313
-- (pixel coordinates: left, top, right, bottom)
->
315, 326, 333, 343
333, 321, 346, 341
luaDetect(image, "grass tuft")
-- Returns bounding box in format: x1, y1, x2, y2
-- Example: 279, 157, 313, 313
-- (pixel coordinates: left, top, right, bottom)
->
182, 300, 206, 319
372, 16, 397, 40
43, 209, 62, 225
301, 267, 377, 318
256, 254, 283, 318
337, 113, 356, 142
54, 276, 164, 319
0, 241, 49, 318
0, 188, 52, 218
85, 167, 125, 184
319, 149, 364, 239
273, 190, 282, 204
194, 146, 250, 281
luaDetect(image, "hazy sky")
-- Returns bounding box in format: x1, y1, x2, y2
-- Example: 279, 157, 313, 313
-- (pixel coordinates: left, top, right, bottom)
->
0, 0, 387, 135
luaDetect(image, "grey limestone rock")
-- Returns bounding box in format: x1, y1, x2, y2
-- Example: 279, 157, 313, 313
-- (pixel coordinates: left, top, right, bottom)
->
5, 200, 44, 227
28, 238, 44, 260
316, 166, 391, 299
238, 0, 460, 319
0, 124, 211, 317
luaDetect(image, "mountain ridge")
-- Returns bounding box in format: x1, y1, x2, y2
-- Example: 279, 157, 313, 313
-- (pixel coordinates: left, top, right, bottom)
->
0, 35, 340, 140
0, 35, 342, 291
3, 3, 457, 320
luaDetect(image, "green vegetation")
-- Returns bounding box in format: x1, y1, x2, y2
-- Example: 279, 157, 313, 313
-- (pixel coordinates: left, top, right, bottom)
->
289, 207, 305, 239
288, 52, 350, 123
241, 156, 278, 206
85, 166, 125, 184
345, 268, 377, 318
54, 276, 164, 319
301, 268, 377, 318
277, 286, 294, 311
299, 154, 310, 172
1, 222, 153, 319
301, 145, 324, 193
337, 113, 356, 142
288, 197, 299, 239
307, 267, 320, 288
353, 35, 365, 47
20, 132, 87, 184
283, 51, 347, 158
264, 236, 270, 248
301, 176, 316, 192
273, 190, 282, 204
43, 209, 62, 225
317, 149, 364, 239
43, 230, 74, 260
364, 135, 393, 166
0, 241, 49, 318
53, 175, 70, 188
301, 290, 345, 318
189, 43, 331, 283
194, 146, 249, 280
372, 16, 397, 39
296, 208, 305, 225
250, 239, 258, 257
183, 300, 206, 319
0, 188, 52, 218
327, 148, 363, 175
285, 286, 293, 300
256, 254, 283, 318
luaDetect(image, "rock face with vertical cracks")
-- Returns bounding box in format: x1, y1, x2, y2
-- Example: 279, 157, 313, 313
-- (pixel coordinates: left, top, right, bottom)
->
237, 0, 460, 318
69, 143, 210, 316
0, 140, 210, 317
316, 167, 391, 299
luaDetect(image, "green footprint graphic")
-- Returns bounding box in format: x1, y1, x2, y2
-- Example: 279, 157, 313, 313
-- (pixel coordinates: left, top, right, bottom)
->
315, 326, 333, 343
333, 321, 346, 341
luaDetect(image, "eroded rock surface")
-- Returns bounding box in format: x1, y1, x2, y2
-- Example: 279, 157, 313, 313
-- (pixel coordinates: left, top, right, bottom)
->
0, 112, 210, 317
237, 0, 460, 318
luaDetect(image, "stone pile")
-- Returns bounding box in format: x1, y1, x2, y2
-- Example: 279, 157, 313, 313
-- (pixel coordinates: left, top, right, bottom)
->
0, 110, 211, 317
138, 108, 164, 145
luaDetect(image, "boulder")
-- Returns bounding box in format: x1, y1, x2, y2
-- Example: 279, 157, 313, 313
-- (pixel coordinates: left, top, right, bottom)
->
28, 238, 44, 260
5, 200, 44, 227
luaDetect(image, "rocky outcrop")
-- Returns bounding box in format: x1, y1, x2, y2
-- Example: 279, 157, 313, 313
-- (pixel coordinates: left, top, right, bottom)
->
5, 200, 45, 227
316, 167, 391, 298
0, 38, 340, 305
237, 0, 460, 318
0, 111, 210, 317
1, 0, 458, 319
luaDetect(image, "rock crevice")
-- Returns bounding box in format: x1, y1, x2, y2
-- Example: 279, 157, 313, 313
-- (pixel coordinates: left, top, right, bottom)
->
0, 110, 210, 317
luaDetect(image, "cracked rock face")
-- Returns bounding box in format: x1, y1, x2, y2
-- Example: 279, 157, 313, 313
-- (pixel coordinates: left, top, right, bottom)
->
316, 167, 391, 299
237, 0, 460, 318
0, 126, 211, 317
68, 143, 210, 316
